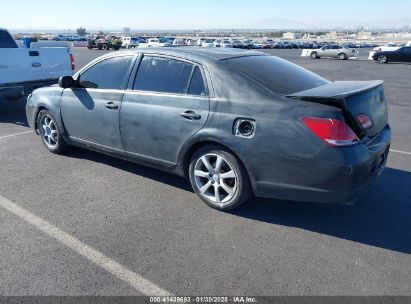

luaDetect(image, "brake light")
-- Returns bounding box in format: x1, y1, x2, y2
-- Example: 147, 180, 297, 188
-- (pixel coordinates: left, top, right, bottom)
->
70, 54, 75, 70
301, 117, 359, 147
356, 114, 373, 129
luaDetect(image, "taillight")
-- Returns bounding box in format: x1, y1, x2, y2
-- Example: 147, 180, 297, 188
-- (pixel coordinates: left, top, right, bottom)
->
70, 54, 75, 70
301, 117, 359, 147
356, 114, 373, 129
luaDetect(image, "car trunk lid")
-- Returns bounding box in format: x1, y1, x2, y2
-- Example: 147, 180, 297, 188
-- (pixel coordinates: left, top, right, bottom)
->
287, 81, 388, 138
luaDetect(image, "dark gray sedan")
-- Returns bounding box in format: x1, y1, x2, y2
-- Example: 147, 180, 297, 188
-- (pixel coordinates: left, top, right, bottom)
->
26, 48, 391, 210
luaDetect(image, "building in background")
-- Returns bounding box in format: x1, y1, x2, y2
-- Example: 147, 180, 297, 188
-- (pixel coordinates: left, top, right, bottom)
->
283, 32, 302, 39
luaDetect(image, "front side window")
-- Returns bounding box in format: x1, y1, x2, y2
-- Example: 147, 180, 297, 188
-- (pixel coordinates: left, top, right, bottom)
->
133, 56, 195, 94
79, 56, 134, 90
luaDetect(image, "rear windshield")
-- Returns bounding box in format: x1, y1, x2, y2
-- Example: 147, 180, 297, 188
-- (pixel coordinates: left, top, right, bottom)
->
223, 55, 329, 95
0, 30, 18, 48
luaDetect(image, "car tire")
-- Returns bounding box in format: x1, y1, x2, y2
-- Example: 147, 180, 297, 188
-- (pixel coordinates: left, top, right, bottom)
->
378, 55, 388, 64
37, 110, 68, 154
189, 145, 251, 211
310, 52, 318, 59
338, 53, 347, 60
98, 46, 102, 50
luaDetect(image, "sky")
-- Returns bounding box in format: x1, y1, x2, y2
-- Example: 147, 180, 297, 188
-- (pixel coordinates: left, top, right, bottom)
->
3, 0, 411, 30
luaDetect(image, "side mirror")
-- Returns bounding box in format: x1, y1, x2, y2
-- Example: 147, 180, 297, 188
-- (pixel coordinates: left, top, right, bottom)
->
79, 80, 98, 89
58, 76, 76, 89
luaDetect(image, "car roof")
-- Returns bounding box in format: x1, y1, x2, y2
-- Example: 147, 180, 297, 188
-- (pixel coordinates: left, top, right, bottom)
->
115, 47, 267, 62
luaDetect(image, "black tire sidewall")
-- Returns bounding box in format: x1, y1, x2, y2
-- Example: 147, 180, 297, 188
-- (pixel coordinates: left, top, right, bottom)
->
189, 145, 251, 210
37, 110, 67, 154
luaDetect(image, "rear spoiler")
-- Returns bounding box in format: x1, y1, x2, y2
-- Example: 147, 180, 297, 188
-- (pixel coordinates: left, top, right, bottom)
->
287, 80, 384, 99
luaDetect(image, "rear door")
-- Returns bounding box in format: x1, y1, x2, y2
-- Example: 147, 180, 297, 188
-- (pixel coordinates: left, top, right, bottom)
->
397, 47, 411, 62
120, 55, 210, 165
330, 45, 341, 57
61, 54, 135, 151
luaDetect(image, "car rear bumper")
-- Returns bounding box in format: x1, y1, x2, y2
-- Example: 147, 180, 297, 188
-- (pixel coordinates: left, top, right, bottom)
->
253, 125, 391, 203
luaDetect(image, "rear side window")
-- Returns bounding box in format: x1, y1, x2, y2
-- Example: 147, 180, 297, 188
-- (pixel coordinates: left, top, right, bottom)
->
188, 66, 207, 96
79, 56, 134, 90
133, 56, 194, 94
223, 55, 329, 95
0, 30, 18, 48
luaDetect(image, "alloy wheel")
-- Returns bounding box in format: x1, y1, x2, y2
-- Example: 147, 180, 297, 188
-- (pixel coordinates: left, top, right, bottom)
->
378, 55, 388, 63
40, 114, 58, 149
194, 153, 238, 205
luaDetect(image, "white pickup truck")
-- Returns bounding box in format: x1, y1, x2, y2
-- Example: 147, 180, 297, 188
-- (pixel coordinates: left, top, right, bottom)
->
0, 28, 74, 101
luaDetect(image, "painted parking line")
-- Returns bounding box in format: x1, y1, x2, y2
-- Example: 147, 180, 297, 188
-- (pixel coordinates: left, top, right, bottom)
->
391, 149, 411, 156
0, 131, 32, 140
0, 195, 172, 296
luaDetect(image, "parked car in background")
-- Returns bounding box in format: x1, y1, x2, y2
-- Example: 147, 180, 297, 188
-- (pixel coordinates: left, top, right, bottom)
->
197, 38, 206, 46
0, 28, 74, 102
243, 39, 254, 49
87, 35, 121, 50
220, 40, 233, 48
26, 48, 390, 211
186, 39, 197, 46
213, 40, 222, 47
139, 38, 172, 48
68, 35, 87, 41
122, 37, 139, 49
231, 40, 245, 48
173, 38, 187, 46
202, 39, 215, 47
372, 47, 411, 63
54, 35, 70, 41
310, 45, 358, 60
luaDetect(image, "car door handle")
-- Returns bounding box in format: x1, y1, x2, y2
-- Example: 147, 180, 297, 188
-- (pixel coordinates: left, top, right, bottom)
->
104, 102, 119, 110
180, 110, 201, 120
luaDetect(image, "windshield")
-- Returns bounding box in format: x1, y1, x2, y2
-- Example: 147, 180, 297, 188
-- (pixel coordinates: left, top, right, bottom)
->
223, 55, 329, 95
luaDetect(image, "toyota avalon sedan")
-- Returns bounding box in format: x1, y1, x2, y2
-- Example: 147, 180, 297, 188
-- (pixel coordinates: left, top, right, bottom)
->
26, 48, 390, 210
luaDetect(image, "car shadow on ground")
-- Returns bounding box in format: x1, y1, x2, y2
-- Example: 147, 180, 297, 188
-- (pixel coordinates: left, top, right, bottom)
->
0, 98, 29, 127
232, 167, 411, 254
66, 147, 411, 254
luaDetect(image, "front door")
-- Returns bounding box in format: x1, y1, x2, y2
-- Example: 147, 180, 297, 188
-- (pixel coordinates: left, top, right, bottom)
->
120, 55, 210, 165
61, 55, 135, 152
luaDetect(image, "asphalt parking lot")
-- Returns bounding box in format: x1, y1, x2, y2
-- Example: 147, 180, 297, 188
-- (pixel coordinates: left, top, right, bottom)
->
1, 48, 410, 296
